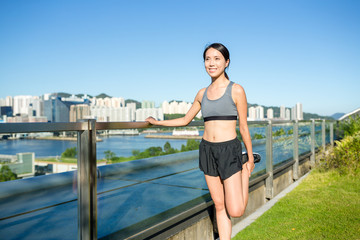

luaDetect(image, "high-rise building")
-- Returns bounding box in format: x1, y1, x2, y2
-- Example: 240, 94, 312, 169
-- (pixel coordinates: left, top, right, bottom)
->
142, 100, 155, 109
267, 108, 274, 119
13, 96, 33, 115
285, 109, 291, 120
255, 106, 264, 120
44, 96, 90, 122
291, 103, 303, 120
0, 98, 5, 106
248, 106, 256, 120
280, 106, 286, 119
136, 108, 163, 121
6, 96, 13, 107
90, 106, 135, 122
296, 102, 303, 120
0, 106, 13, 117
70, 104, 91, 122
162, 101, 170, 114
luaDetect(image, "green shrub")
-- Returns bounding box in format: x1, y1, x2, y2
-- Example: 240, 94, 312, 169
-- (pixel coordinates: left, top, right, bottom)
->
337, 115, 360, 138
319, 132, 360, 175
253, 133, 265, 139
61, 147, 77, 158
0, 165, 18, 182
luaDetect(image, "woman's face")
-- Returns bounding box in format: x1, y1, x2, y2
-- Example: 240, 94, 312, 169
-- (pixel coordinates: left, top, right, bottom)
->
204, 48, 229, 79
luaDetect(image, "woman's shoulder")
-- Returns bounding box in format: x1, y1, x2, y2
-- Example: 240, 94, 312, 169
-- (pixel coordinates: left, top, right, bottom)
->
194, 87, 207, 102
231, 82, 246, 99
231, 82, 245, 93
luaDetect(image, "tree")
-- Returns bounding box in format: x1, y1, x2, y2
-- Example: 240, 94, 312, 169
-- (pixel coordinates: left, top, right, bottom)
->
0, 165, 18, 182
61, 147, 77, 158
164, 142, 171, 153
104, 150, 116, 160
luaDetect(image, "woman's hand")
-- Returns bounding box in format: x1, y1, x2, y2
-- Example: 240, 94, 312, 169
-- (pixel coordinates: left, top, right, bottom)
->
246, 160, 255, 178
145, 116, 157, 125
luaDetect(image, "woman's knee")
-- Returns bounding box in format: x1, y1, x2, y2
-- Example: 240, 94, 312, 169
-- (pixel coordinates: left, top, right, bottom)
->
213, 198, 226, 211
227, 205, 245, 218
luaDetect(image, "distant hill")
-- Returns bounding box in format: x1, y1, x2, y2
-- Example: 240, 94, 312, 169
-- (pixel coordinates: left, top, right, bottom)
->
96, 93, 111, 99
125, 99, 141, 109
331, 113, 345, 120
53, 92, 72, 98
76, 93, 93, 98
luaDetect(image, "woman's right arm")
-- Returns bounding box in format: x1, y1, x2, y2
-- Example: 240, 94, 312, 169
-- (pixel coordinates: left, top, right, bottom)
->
145, 89, 204, 127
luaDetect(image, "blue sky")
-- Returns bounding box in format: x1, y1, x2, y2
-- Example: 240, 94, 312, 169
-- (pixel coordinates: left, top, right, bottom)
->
0, 0, 359, 116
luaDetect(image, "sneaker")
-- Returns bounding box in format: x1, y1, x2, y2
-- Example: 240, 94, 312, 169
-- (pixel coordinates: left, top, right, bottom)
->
242, 152, 261, 164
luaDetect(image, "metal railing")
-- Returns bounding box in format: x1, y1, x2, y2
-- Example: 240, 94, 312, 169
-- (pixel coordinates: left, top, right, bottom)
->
0, 119, 335, 239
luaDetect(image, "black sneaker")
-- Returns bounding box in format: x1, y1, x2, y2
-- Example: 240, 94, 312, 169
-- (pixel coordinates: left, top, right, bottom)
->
242, 152, 261, 164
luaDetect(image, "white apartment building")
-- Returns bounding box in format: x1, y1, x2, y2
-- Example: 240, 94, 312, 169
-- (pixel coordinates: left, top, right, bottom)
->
280, 106, 286, 119
267, 108, 274, 119
285, 108, 291, 120
93, 97, 125, 108
291, 103, 303, 120
248, 106, 256, 120
13, 95, 33, 115
90, 106, 134, 122
142, 100, 155, 109
136, 108, 163, 121
162, 100, 201, 118
126, 103, 136, 120
255, 106, 264, 120
12, 95, 44, 117
70, 104, 91, 122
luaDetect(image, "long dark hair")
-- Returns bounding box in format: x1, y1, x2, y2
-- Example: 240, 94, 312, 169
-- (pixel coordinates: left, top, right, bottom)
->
203, 43, 230, 79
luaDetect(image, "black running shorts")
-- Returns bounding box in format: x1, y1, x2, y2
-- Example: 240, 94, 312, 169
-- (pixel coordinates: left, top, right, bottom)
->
199, 138, 247, 180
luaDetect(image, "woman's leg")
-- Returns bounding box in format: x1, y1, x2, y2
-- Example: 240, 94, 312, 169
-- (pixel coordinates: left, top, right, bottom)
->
205, 175, 232, 240
223, 164, 250, 218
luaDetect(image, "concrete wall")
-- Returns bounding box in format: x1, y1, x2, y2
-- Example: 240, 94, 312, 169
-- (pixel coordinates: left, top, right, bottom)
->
168, 216, 214, 240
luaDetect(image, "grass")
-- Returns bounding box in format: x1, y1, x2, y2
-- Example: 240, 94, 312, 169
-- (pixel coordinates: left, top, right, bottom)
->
233, 169, 360, 240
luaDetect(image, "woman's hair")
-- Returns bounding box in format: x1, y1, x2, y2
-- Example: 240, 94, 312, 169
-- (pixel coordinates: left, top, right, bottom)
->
203, 43, 230, 79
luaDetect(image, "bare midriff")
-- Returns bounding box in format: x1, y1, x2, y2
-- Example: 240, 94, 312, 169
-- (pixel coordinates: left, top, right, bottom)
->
202, 120, 237, 142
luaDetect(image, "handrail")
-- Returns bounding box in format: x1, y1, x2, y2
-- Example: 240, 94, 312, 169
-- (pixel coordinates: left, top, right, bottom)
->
0, 122, 88, 133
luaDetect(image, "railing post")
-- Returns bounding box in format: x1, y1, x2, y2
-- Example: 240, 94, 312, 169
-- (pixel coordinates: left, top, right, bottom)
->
293, 120, 299, 180
310, 119, 315, 167
322, 119, 326, 152
77, 119, 97, 240
265, 120, 273, 200
330, 122, 334, 147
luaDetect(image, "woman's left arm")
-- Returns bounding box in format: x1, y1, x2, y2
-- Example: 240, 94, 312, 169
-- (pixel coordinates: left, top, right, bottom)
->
233, 83, 254, 176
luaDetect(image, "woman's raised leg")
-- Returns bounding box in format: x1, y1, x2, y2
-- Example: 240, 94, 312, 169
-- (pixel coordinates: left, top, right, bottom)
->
223, 164, 250, 218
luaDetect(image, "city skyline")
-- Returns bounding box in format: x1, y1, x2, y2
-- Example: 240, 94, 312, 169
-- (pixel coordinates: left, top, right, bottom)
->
0, 93, 304, 123
1, 1, 359, 116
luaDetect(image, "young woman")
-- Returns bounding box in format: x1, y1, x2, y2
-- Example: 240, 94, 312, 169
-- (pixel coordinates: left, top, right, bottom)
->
146, 43, 254, 240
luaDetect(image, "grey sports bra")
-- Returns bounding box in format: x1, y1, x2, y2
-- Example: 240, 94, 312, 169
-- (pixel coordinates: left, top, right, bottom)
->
201, 81, 238, 122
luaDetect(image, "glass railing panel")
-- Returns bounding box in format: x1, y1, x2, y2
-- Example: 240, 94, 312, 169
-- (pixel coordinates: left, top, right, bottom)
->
298, 122, 311, 155
272, 123, 294, 168
248, 124, 267, 178
0, 131, 78, 239
315, 122, 322, 149
96, 125, 208, 238
325, 122, 331, 144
